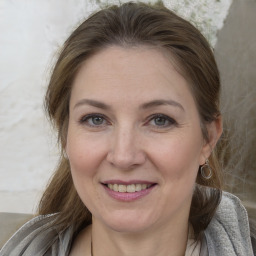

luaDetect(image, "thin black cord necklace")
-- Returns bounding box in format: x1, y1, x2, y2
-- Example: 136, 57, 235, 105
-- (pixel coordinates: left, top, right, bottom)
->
91, 234, 93, 256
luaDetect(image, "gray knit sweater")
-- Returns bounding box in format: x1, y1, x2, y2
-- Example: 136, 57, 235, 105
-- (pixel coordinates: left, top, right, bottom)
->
0, 192, 254, 256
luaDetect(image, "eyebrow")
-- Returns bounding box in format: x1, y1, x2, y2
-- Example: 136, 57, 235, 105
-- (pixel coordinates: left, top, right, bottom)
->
74, 99, 111, 110
140, 99, 184, 111
73, 98, 184, 111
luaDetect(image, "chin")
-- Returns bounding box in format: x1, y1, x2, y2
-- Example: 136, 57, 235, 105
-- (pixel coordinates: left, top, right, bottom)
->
98, 210, 157, 234
107, 221, 151, 234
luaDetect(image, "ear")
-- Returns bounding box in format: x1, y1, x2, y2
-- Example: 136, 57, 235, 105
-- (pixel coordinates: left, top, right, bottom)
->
199, 115, 222, 165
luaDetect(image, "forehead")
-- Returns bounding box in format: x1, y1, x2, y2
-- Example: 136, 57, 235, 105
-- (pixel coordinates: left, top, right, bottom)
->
70, 46, 195, 109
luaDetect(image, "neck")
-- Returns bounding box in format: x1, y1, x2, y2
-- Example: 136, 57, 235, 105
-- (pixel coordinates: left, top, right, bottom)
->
91, 217, 189, 256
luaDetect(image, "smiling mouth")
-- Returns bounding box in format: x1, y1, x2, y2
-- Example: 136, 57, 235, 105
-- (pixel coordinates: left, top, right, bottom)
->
103, 183, 156, 193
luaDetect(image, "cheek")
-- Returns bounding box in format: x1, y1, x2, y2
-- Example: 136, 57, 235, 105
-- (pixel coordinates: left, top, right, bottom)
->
66, 130, 106, 178
150, 134, 202, 212
149, 131, 203, 183
154, 135, 202, 165
66, 132, 106, 212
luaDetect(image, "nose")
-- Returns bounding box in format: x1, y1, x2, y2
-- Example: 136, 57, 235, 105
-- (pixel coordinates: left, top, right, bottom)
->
106, 125, 146, 170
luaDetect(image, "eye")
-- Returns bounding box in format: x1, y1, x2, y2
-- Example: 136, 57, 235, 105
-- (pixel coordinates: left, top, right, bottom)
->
154, 116, 168, 126
79, 114, 108, 127
147, 114, 177, 128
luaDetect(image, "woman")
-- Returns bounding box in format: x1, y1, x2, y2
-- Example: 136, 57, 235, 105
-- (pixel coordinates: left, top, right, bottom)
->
0, 1, 254, 256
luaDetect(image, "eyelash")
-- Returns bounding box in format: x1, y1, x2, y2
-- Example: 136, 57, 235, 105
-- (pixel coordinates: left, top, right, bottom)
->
146, 114, 177, 129
79, 113, 177, 129
79, 113, 109, 127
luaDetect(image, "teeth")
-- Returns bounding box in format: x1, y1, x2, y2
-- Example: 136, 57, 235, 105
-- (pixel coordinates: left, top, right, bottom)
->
142, 184, 147, 190
113, 184, 118, 192
118, 185, 126, 193
107, 183, 151, 193
127, 184, 135, 192
135, 184, 141, 191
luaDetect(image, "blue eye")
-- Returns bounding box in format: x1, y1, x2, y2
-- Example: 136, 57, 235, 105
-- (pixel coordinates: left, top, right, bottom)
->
154, 116, 168, 126
90, 116, 104, 125
80, 114, 107, 127
148, 114, 176, 128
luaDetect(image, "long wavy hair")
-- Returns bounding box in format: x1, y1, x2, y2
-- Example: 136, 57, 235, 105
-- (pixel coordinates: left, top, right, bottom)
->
39, 1, 222, 242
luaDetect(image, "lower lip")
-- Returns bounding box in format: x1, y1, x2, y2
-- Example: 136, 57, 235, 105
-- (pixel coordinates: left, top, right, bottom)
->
102, 184, 156, 202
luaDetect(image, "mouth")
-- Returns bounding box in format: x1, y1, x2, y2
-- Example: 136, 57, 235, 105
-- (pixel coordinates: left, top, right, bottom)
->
103, 183, 156, 193
101, 181, 157, 201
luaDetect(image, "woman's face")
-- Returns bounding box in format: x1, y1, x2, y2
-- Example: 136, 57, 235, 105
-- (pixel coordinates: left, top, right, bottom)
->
66, 46, 215, 233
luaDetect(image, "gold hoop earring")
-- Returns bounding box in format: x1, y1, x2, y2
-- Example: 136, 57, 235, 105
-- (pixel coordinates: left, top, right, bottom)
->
200, 159, 212, 179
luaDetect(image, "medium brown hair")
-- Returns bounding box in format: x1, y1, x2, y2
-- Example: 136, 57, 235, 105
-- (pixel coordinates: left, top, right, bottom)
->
39, 1, 222, 241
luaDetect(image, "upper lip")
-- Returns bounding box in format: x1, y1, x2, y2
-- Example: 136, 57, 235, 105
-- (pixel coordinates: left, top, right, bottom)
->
102, 180, 156, 185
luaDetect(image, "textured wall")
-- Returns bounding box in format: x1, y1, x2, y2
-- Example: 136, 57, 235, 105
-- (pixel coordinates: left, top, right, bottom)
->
0, 0, 232, 213
214, 0, 256, 218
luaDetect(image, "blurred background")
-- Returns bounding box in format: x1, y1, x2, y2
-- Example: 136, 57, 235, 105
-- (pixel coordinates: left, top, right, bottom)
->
0, 0, 255, 216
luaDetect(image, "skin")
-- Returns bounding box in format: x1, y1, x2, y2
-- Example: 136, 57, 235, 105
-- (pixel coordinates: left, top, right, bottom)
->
67, 46, 222, 256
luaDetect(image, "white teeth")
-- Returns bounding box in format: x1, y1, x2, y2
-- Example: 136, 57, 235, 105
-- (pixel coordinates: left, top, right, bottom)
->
135, 184, 141, 191
107, 183, 151, 193
113, 184, 119, 192
118, 185, 127, 193
127, 184, 136, 193
142, 184, 147, 190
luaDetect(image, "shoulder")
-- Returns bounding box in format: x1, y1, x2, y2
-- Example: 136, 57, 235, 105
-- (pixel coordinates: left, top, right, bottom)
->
204, 191, 254, 256
249, 218, 256, 254
0, 214, 73, 256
